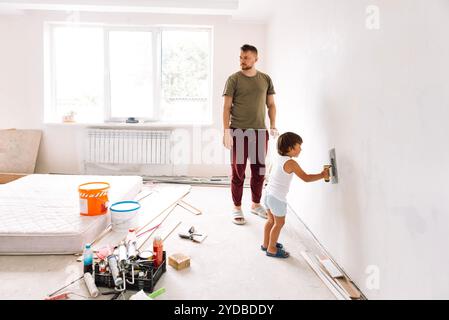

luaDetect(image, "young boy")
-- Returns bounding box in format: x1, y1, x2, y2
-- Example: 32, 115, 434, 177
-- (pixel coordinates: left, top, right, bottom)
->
262, 132, 330, 258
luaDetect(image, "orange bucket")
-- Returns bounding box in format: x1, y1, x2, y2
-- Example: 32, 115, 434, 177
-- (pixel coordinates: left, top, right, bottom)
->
78, 182, 110, 216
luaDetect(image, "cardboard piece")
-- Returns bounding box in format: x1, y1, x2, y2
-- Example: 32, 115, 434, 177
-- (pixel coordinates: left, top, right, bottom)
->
317, 256, 344, 278
0, 129, 42, 173
315, 254, 361, 299
168, 253, 190, 270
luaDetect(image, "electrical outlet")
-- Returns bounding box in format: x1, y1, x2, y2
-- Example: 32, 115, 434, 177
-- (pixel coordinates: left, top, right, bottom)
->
329, 148, 338, 184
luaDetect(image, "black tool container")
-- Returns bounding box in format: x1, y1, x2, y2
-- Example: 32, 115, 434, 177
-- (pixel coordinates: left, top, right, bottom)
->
94, 251, 166, 293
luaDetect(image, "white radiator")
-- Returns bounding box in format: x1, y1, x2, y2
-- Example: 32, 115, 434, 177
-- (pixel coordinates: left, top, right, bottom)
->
86, 129, 172, 165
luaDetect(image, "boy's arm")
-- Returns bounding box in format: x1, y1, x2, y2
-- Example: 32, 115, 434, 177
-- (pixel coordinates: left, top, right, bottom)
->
285, 160, 327, 183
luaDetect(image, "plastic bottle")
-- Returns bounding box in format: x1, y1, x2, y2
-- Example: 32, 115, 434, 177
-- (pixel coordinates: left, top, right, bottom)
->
118, 241, 127, 267
153, 236, 163, 268
83, 243, 93, 274
126, 228, 137, 259
99, 260, 107, 273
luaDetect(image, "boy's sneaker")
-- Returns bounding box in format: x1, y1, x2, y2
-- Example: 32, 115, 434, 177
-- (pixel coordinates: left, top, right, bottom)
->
261, 243, 283, 251
266, 247, 290, 259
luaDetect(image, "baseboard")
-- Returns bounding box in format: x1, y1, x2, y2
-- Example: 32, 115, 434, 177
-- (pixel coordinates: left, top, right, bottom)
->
287, 203, 367, 300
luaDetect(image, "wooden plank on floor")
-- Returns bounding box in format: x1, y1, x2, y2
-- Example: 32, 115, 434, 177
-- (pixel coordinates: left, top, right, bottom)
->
88, 184, 190, 254
136, 185, 191, 234
335, 277, 361, 299
301, 251, 348, 300
136, 204, 178, 250
315, 254, 362, 299
0, 173, 27, 184
177, 200, 202, 215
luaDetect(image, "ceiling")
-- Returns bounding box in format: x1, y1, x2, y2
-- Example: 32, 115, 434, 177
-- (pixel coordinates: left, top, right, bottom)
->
0, 0, 275, 22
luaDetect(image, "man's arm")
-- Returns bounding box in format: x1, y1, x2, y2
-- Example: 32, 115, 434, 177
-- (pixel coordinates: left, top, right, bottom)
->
267, 94, 277, 135
223, 95, 233, 149
223, 95, 233, 130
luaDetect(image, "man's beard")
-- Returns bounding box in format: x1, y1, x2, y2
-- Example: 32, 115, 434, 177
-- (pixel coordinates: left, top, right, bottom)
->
241, 65, 253, 70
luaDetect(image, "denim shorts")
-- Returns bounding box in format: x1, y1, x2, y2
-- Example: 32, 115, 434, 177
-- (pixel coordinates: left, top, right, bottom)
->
263, 193, 287, 217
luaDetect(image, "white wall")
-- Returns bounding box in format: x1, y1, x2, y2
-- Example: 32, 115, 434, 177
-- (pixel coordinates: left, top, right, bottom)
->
266, 0, 449, 299
0, 10, 266, 176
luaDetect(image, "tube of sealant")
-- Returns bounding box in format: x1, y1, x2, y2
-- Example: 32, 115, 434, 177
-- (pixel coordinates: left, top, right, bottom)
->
107, 255, 123, 287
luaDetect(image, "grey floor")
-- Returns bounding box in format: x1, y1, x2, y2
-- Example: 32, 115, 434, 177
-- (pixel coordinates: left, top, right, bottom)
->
0, 185, 334, 300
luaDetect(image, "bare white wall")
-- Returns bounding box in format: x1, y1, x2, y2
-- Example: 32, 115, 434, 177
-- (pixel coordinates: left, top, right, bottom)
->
0, 10, 266, 175
266, 0, 449, 299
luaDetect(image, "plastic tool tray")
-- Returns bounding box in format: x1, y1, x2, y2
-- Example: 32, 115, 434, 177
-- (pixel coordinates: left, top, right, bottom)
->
94, 252, 166, 293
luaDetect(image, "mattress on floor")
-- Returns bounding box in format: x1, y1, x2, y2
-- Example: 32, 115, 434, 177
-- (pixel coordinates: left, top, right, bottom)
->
0, 174, 142, 255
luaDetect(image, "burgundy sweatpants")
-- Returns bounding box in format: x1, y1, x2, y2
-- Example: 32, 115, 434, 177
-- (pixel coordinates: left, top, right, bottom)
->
230, 129, 269, 207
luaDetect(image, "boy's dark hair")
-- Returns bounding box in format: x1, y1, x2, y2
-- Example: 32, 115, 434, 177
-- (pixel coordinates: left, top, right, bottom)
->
240, 44, 258, 55
277, 132, 303, 156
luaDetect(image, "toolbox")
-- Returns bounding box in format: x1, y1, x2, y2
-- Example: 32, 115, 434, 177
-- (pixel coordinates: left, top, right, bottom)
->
94, 251, 166, 293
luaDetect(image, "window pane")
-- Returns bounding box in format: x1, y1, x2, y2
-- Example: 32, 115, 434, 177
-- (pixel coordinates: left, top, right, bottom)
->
161, 30, 211, 122
53, 26, 104, 123
109, 31, 153, 119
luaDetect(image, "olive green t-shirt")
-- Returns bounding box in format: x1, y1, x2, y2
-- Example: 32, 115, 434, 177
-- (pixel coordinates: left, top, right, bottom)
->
222, 71, 276, 129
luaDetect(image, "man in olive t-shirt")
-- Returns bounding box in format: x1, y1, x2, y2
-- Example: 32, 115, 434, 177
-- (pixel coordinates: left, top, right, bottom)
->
222, 44, 279, 225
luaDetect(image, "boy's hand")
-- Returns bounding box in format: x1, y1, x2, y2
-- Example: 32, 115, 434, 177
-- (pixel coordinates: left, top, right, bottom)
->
223, 129, 233, 150
323, 167, 330, 181
270, 127, 279, 138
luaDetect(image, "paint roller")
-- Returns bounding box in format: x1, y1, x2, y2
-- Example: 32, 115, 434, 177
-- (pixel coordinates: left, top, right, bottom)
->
83, 273, 100, 298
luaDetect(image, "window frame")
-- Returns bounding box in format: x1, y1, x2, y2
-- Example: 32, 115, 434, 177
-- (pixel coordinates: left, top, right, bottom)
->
45, 22, 213, 125
104, 26, 160, 123
159, 26, 214, 124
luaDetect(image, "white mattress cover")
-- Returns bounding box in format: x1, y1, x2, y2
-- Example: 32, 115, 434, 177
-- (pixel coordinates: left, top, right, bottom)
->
0, 174, 142, 255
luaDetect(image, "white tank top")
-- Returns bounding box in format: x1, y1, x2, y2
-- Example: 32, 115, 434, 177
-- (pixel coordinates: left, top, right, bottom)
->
265, 155, 294, 202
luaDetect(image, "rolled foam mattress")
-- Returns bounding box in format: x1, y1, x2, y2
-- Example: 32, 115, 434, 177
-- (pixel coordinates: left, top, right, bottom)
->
0, 174, 142, 255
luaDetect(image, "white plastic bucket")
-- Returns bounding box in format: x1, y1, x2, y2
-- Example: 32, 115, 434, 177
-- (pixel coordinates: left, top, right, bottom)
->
110, 201, 140, 232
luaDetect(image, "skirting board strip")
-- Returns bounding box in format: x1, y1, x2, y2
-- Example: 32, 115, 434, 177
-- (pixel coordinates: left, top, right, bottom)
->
290, 203, 366, 300
301, 251, 349, 300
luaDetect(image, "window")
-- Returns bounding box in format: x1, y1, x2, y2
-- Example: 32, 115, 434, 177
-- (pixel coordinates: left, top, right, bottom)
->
108, 30, 154, 120
51, 26, 104, 123
46, 24, 212, 124
161, 30, 211, 122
